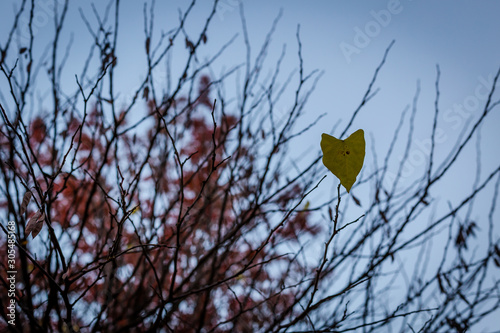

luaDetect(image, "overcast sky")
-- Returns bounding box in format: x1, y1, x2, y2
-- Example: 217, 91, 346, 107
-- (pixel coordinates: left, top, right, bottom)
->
1, 0, 500, 330
2, 0, 499, 180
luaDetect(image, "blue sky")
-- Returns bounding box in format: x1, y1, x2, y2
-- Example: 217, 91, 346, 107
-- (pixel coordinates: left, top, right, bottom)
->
1, 0, 500, 330
185, 1, 500, 226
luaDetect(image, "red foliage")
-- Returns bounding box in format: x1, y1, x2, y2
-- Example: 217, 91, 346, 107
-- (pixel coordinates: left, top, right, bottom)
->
30, 117, 46, 143
0, 75, 320, 331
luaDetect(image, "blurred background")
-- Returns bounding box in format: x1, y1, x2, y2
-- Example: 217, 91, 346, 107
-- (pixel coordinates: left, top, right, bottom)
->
1, 0, 500, 331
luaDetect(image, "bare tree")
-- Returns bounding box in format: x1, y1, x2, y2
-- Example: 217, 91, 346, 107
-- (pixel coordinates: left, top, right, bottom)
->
1, 1, 499, 332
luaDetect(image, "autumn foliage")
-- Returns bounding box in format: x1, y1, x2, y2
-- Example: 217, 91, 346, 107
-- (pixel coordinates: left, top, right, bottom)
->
2, 1, 500, 332
2, 69, 324, 331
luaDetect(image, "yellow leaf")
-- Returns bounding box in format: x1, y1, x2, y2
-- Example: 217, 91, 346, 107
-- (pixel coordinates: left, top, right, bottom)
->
304, 201, 310, 210
320, 129, 365, 193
